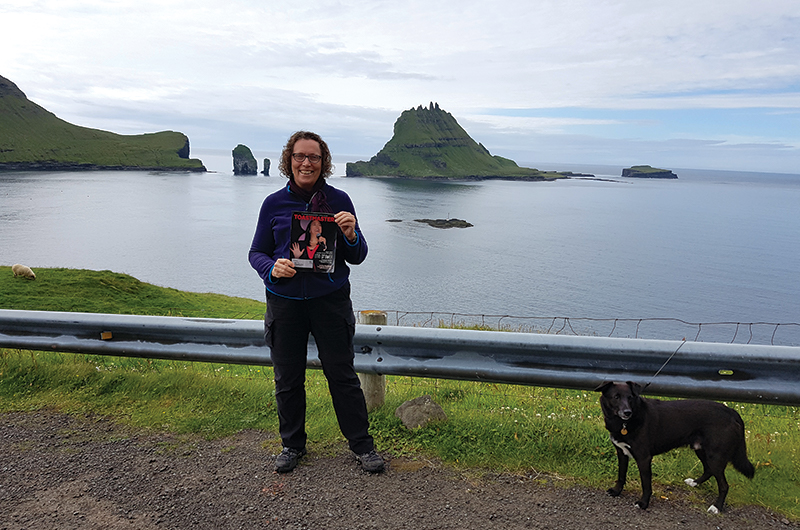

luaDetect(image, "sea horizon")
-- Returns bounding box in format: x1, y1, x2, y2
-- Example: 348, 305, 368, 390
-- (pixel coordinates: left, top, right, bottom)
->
189, 147, 800, 181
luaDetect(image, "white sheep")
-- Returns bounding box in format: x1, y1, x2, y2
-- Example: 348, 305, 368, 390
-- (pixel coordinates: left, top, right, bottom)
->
12, 263, 36, 280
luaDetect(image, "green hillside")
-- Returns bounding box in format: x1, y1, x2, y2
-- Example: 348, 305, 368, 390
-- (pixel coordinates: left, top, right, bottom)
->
0, 75, 205, 171
0, 267, 262, 318
346, 103, 564, 180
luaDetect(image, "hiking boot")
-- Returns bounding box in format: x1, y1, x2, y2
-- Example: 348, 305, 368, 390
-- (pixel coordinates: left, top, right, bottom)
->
356, 450, 385, 473
275, 447, 306, 473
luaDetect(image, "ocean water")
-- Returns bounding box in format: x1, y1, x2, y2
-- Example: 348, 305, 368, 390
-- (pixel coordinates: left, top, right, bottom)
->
2, 157, 799, 345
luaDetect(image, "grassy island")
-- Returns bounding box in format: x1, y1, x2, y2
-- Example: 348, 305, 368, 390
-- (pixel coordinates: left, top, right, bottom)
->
346, 103, 566, 180
0, 75, 205, 172
622, 165, 678, 179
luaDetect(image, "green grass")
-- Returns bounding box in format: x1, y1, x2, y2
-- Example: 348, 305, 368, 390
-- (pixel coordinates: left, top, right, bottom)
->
629, 165, 667, 173
1, 267, 798, 519
373, 381, 799, 515
0, 75, 204, 170
0, 266, 264, 318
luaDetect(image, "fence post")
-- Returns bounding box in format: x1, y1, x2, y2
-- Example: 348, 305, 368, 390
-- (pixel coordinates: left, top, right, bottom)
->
358, 310, 387, 411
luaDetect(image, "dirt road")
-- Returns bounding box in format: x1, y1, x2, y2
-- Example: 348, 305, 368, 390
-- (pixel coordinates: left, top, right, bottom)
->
1, 411, 795, 529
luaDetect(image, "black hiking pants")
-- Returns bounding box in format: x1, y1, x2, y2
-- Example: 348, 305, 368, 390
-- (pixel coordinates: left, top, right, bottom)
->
264, 284, 374, 455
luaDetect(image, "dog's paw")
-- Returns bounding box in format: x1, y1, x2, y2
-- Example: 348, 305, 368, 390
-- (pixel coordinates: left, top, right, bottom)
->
635, 500, 649, 510
707, 505, 720, 515
684, 478, 699, 488
607, 488, 622, 497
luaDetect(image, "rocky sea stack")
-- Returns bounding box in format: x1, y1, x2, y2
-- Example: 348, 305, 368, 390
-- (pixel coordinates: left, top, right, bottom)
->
232, 144, 257, 175
0, 75, 205, 172
622, 165, 678, 179
346, 103, 565, 180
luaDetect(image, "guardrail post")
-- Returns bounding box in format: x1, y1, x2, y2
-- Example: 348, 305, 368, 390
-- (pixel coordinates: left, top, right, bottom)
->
358, 310, 387, 410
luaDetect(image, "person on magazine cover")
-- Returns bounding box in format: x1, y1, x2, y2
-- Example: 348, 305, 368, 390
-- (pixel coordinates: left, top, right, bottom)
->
291, 218, 327, 260
248, 131, 384, 474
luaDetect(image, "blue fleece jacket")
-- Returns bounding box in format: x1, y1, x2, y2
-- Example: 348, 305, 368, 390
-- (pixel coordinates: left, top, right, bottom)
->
248, 182, 368, 300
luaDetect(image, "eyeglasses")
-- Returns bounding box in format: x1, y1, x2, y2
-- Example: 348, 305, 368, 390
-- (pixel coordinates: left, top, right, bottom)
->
292, 153, 322, 164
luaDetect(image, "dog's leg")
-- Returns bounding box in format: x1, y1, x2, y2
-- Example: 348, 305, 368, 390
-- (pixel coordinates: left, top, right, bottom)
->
607, 446, 628, 497
685, 448, 713, 488
707, 457, 730, 514
634, 455, 653, 509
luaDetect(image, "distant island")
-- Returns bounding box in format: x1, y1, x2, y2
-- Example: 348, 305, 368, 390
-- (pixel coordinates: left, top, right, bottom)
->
346, 103, 573, 181
0, 75, 205, 172
622, 165, 678, 179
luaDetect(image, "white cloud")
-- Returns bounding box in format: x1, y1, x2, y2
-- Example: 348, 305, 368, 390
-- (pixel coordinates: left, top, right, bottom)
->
1, 0, 799, 172
463, 115, 624, 135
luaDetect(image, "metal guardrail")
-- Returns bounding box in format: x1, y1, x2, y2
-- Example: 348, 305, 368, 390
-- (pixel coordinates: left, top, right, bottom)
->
1, 309, 799, 405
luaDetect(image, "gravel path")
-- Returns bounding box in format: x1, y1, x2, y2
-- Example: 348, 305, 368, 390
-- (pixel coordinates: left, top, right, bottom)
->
1, 411, 795, 530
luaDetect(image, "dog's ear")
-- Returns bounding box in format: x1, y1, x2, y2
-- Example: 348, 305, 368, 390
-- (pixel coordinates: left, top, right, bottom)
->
595, 381, 613, 393
626, 381, 643, 397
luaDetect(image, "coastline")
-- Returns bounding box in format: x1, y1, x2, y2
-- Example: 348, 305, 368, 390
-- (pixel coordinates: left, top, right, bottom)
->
342, 172, 593, 182
0, 161, 207, 173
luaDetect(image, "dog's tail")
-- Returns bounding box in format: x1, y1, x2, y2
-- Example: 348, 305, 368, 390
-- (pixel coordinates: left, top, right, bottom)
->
733, 437, 755, 479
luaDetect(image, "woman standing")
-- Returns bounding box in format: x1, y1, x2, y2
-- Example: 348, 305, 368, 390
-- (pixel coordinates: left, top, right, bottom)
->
248, 131, 384, 473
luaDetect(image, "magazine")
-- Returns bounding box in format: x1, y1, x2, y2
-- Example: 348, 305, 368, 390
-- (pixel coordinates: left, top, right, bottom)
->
290, 211, 337, 273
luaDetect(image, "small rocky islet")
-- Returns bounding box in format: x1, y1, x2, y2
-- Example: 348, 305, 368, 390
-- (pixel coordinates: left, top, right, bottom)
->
386, 218, 473, 229
622, 165, 678, 179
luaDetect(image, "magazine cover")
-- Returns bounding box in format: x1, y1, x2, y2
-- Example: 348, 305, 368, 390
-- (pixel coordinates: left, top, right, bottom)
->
290, 211, 337, 273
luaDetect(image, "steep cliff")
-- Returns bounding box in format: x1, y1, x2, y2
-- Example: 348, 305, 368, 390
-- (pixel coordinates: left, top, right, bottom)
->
346, 103, 563, 180
0, 75, 205, 172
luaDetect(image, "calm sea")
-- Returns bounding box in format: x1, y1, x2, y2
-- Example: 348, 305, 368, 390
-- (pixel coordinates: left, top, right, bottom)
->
2, 150, 799, 345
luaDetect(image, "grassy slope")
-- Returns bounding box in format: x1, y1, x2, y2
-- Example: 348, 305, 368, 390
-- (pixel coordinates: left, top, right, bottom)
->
1, 267, 797, 518
0, 75, 205, 170
346, 104, 565, 179
0, 267, 264, 318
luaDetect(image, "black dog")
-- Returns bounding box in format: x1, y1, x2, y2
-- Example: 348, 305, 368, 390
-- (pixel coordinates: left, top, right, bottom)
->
595, 381, 755, 513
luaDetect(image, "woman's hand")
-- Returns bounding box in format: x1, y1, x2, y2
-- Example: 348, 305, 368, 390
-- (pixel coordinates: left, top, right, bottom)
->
290, 242, 303, 258
334, 211, 357, 242
271, 258, 296, 279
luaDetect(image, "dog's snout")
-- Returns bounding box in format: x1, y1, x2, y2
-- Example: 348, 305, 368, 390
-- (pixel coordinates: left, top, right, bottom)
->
619, 409, 632, 420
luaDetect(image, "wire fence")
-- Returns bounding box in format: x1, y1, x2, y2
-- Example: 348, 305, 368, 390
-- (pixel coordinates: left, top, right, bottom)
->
92, 307, 800, 347
351, 311, 800, 416
356, 310, 800, 347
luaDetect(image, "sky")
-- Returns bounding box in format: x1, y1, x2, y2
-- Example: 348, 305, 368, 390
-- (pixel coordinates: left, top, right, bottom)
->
2, 0, 800, 174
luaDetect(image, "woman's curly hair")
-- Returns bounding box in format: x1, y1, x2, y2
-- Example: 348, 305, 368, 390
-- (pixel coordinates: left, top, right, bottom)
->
278, 131, 334, 180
